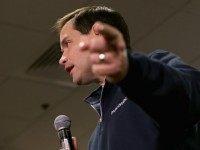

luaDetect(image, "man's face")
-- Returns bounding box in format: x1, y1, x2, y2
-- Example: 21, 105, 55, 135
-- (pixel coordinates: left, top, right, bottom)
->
59, 21, 97, 85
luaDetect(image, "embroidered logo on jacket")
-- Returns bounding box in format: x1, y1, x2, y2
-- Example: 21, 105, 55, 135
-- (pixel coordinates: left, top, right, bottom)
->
111, 97, 128, 115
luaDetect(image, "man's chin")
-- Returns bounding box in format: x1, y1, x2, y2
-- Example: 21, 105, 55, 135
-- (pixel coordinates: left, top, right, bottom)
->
76, 81, 84, 85
73, 78, 93, 85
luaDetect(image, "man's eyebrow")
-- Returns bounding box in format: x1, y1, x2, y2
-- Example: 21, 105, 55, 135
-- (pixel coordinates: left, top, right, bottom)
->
60, 36, 69, 45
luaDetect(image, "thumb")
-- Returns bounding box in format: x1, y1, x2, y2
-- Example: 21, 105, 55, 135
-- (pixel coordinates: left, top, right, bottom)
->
72, 137, 78, 150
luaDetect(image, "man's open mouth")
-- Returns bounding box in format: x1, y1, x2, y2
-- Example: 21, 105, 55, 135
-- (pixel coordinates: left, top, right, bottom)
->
65, 65, 74, 74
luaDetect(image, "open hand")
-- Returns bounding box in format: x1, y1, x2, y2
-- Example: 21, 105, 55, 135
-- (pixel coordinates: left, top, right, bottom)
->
80, 22, 129, 83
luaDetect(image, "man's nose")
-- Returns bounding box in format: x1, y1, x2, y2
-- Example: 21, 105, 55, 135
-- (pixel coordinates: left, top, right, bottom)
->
59, 55, 67, 65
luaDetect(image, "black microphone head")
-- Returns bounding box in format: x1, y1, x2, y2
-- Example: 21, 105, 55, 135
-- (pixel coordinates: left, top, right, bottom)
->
54, 115, 71, 131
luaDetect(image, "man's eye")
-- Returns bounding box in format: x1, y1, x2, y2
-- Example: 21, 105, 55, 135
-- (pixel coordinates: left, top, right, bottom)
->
63, 41, 68, 47
63, 40, 71, 48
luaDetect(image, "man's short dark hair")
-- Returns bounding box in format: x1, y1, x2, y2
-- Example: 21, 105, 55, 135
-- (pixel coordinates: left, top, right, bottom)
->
55, 6, 131, 49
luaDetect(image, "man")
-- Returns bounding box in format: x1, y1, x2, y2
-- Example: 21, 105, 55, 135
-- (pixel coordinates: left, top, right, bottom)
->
55, 6, 200, 150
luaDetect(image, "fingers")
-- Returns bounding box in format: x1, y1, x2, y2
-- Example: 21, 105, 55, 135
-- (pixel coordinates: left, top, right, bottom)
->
78, 36, 107, 53
76, 22, 127, 83
78, 37, 90, 51
90, 52, 117, 64
93, 22, 119, 41
90, 37, 107, 52
72, 137, 78, 150
93, 22, 125, 51
92, 62, 121, 76
78, 21, 125, 54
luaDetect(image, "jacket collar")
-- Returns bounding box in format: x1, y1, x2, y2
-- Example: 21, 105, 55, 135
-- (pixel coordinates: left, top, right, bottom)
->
84, 85, 103, 105
84, 82, 113, 105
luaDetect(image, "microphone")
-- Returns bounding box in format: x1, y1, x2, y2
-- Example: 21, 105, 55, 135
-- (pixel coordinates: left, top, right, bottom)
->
54, 115, 74, 150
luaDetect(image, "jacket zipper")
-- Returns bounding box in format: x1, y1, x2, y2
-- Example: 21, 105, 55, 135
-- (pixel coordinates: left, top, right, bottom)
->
99, 84, 104, 122
90, 85, 104, 123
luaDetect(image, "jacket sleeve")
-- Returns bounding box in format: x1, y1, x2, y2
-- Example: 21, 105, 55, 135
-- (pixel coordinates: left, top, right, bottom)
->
118, 50, 200, 126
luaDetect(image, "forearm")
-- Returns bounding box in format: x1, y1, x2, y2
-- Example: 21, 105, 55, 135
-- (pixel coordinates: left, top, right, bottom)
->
118, 52, 200, 124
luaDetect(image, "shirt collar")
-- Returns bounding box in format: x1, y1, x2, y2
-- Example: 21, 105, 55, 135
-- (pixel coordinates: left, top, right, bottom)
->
84, 85, 103, 105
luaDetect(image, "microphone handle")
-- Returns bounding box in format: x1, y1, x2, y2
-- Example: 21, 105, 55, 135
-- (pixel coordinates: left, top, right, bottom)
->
59, 129, 74, 150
